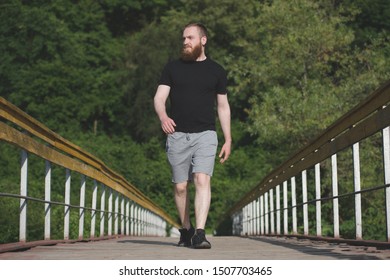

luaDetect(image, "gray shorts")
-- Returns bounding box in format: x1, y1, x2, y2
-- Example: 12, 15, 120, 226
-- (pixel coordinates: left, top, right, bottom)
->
166, 130, 218, 183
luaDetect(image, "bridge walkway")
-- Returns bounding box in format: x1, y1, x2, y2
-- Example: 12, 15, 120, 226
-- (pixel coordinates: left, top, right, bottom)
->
1, 235, 389, 260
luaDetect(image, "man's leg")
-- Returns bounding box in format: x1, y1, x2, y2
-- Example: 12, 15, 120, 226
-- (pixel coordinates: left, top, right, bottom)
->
193, 173, 211, 229
174, 181, 191, 229
175, 181, 195, 247
191, 131, 216, 230
191, 172, 212, 249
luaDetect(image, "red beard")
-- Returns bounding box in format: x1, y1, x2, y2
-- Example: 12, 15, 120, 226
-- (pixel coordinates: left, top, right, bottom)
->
180, 42, 202, 61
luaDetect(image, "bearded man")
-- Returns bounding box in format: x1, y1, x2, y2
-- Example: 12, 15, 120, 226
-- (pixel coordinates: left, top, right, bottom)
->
153, 23, 231, 249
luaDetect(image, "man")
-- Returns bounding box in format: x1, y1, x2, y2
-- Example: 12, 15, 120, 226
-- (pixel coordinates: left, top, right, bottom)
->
153, 23, 231, 249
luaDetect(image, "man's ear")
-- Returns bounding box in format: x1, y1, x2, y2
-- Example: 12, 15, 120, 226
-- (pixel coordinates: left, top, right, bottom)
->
201, 36, 207, 46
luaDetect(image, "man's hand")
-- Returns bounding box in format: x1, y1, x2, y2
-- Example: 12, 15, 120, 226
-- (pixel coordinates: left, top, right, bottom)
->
160, 116, 176, 134
219, 141, 231, 164
154, 85, 174, 134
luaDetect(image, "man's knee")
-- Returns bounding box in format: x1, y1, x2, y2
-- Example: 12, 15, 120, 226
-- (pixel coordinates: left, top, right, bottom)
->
175, 182, 188, 195
193, 173, 211, 187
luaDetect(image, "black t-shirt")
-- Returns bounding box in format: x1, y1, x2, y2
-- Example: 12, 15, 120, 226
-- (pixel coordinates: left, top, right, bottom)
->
159, 58, 227, 133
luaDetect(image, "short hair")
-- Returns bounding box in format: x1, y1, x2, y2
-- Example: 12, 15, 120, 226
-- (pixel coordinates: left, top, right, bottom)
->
183, 22, 208, 38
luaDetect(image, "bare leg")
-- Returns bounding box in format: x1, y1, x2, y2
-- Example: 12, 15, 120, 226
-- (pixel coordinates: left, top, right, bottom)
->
174, 181, 191, 229
193, 173, 211, 229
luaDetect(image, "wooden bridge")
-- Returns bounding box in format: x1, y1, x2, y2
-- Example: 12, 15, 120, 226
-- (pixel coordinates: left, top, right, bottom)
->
0, 235, 390, 260
0, 81, 390, 277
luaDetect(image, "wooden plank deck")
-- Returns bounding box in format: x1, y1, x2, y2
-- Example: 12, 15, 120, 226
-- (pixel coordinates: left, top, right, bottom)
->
1, 235, 389, 260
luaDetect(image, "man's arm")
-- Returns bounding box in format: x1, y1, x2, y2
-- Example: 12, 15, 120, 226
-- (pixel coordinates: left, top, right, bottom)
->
217, 94, 232, 163
153, 85, 176, 134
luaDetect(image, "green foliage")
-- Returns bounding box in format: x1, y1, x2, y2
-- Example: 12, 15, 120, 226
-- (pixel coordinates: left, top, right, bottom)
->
345, 0, 390, 46
0, 0, 123, 136
236, 0, 389, 153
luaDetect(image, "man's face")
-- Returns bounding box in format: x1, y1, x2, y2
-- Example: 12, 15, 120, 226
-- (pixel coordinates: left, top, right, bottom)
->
181, 26, 204, 61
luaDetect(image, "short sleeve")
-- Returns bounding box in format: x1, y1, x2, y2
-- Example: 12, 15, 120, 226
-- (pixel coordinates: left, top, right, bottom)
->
159, 63, 172, 86
216, 67, 228, 95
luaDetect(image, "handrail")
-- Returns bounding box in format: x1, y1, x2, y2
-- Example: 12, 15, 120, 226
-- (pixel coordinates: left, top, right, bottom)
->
228, 80, 390, 215
0, 97, 162, 213
226, 80, 390, 244
0, 97, 176, 224
0, 97, 179, 251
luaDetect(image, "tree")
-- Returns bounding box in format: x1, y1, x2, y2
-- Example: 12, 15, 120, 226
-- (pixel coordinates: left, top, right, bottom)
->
232, 0, 390, 154
0, 1, 122, 136
345, 0, 390, 46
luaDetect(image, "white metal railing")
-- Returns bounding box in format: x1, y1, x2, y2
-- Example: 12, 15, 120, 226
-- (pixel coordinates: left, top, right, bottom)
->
16, 161, 169, 242
229, 81, 390, 245
0, 97, 179, 252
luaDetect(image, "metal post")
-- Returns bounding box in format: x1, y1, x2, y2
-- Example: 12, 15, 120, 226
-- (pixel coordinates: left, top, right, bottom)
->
260, 196, 264, 235
44, 160, 51, 240
291, 176, 297, 234
253, 201, 257, 235
302, 170, 308, 235
146, 210, 148, 236
108, 189, 113, 236
255, 198, 260, 235
148, 211, 151, 236
142, 208, 145, 236
248, 203, 251, 235
90, 180, 97, 238
64, 169, 71, 240
100, 185, 106, 237
142, 208, 146, 236
241, 207, 246, 236
283, 181, 288, 234
149, 213, 152, 236
353, 143, 362, 240
383, 126, 390, 242
247, 202, 252, 235
130, 202, 135, 235
251, 200, 256, 235
270, 189, 275, 234
136, 205, 140, 236
245, 205, 248, 235
242, 206, 248, 234
79, 175, 86, 240
265, 192, 269, 234
276, 184, 281, 234
126, 199, 130, 236
315, 163, 322, 236
114, 192, 119, 235
121, 195, 125, 235
332, 154, 340, 238
151, 212, 154, 236
19, 150, 28, 242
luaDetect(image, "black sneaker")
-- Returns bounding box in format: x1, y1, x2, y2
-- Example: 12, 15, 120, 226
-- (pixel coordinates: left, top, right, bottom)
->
177, 227, 195, 247
191, 229, 211, 249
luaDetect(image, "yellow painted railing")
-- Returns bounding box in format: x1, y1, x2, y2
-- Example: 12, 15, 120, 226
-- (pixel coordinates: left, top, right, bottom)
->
0, 97, 179, 252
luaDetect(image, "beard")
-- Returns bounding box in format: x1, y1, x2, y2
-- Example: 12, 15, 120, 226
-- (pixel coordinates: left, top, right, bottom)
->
180, 42, 203, 61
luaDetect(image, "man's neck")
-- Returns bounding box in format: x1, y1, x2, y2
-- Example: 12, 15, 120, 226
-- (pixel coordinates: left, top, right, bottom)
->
196, 54, 207, 61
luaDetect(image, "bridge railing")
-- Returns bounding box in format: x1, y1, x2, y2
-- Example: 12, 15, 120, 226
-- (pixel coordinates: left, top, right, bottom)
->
0, 97, 179, 252
228, 81, 390, 245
